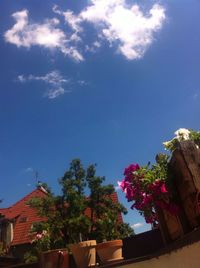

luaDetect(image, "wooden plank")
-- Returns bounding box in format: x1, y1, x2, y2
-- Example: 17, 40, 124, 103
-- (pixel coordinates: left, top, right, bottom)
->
179, 141, 200, 191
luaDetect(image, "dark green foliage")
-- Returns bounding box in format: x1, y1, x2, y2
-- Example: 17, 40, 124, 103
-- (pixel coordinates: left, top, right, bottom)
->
189, 129, 200, 147
58, 159, 90, 243
28, 159, 134, 254
24, 251, 38, 264
86, 164, 133, 242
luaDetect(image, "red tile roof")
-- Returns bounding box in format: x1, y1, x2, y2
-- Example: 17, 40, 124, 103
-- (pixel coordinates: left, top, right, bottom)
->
0, 189, 122, 246
0, 187, 47, 246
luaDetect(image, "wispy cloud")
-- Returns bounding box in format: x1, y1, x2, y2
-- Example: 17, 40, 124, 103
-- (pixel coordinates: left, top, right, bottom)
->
24, 167, 34, 173
17, 70, 70, 99
4, 10, 83, 61
17, 70, 87, 99
193, 93, 199, 100
131, 222, 144, 229
5, 1, 166, 61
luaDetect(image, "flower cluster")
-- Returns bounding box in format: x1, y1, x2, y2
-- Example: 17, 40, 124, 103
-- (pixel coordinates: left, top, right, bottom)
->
163, 128, 200, 151
119, 128, 200, 225
31, 230, 48, 242
31, 230, 50, 252
119, 163, 178, 224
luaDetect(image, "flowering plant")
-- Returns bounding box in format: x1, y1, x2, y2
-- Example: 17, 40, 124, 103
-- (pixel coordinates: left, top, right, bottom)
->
24, 228, 51, 263
163, 128, 200, 151
31, 229, 51, 253
119, 154, 179, 224
119, 128, 200, 224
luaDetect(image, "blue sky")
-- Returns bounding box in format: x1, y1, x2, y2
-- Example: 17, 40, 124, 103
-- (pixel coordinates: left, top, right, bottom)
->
0, 0, 200, 234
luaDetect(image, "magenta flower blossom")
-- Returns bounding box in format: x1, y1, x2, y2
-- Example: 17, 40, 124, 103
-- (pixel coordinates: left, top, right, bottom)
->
124, 164, 140, 177
160, 182, 168, 193
119, 162, 178, 225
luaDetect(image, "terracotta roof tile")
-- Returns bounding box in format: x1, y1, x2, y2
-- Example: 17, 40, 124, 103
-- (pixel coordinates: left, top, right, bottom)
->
0, 188, 47, 246
0, 190, 122, 246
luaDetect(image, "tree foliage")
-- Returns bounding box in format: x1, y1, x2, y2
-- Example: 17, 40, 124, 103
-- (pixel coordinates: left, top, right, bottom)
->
28, 159, 134, 252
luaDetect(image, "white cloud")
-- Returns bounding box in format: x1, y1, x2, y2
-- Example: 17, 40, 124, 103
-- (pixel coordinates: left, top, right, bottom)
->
17, 70, 70, 99
4, 10, 83, 61
80, 1, 165, 59
17, 70, 87, 99
54, 1, 165, 59
18, 75, 26, 83
77, 80, 87, 86
45, 87, 65, 99
24, 167, 34, 173
131, 222, 144, 229
85, 40, 102, 53
5, 1, 166, 61
53, 5, 83, 34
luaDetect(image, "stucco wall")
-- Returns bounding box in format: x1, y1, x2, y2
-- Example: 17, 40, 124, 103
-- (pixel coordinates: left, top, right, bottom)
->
117, 240, 200, 268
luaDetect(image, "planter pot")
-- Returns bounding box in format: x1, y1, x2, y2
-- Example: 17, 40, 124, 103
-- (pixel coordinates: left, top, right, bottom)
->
40, 248, 69, 268
96, 239, 123, 264
69, 240, 96, 268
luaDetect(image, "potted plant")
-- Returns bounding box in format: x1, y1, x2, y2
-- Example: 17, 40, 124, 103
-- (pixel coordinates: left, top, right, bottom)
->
27, 159, 133, 266
27, 160, 92, 268
86, 164, 134, 264
118, 128, 200, 242
59, 159, 97, 268
118, 158, 176, 225
96, 240, 123, 264
40, 249, 69, 268
69, 240, 97, 268
24, 222, 69, 268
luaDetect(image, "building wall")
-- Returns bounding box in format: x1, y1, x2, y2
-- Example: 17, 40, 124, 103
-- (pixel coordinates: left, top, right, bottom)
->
123, 229, 164, 259
117, 240, 200, 268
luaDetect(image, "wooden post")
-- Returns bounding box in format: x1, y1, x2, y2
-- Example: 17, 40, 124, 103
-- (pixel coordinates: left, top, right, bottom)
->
170, 141, 200, 229
156, 203, 184, 244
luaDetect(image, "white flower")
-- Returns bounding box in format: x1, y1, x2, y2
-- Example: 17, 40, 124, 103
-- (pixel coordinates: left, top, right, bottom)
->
174, 128, 190, 141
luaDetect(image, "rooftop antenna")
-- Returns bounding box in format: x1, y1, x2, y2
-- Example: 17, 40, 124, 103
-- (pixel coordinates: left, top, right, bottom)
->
33, 170, 48, 193
34, 171, 42, 187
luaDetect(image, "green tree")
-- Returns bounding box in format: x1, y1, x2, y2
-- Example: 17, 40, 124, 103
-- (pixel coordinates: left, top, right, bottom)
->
58, 159, 90, 243
28, 159, 134, 251
86, 164, 134, 241
28, 159, 89, 247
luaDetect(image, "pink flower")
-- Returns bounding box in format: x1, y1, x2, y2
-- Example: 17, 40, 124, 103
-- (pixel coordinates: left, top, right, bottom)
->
142, 194, 153, 206
118, 180, 130, 192
125, 187, 135, 201
36, 233, 43, 240
160, 182, 168, 193
145, 213, 157, 224
117, 180, 125, 190
120, 162, 178, 225
124, 164, 140, 177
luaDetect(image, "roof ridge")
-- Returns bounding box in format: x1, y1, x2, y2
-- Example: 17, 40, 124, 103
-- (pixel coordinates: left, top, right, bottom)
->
0, 187, 47, 210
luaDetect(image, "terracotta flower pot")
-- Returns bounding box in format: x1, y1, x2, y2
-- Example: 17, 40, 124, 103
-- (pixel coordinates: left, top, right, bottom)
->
40, 248, 69, 268
96, 239, 123, 264
69, 240, 96, 268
